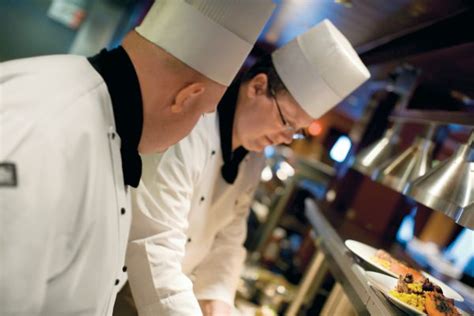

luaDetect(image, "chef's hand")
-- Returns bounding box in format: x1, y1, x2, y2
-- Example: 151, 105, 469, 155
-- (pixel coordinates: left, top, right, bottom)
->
198, 299, 232, 316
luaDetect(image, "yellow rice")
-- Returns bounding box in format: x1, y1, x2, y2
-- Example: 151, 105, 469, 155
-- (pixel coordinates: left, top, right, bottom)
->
389, 290, 425, 312
407, 283, 423, 293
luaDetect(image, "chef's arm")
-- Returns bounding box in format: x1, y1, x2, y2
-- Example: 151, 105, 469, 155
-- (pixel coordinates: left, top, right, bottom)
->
1, 182, 52, 315
126, 140, 206, 316
0, 145, 64, 315
198, 299, 233, 316
192, 204, 250, 308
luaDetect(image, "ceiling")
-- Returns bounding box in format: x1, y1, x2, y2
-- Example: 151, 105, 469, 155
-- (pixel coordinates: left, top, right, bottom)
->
261, 0, 472, 50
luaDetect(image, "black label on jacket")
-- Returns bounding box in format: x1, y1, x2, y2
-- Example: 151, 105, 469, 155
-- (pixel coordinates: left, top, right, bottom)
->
0, 162, 17, 187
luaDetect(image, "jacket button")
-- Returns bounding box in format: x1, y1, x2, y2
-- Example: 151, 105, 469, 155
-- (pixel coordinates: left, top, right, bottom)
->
187, 238, 192, 243
115, 279, 120, 286
122, 266, 127, 272
120, 208, 126, 215
111, 132, 116, 140
200, 196, 205, 202
211, 150, 216, 156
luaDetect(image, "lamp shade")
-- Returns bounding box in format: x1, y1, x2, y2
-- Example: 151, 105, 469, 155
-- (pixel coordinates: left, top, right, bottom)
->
405, 131, 474, 229
352, 127, 401, 178
376, 136, 435, 193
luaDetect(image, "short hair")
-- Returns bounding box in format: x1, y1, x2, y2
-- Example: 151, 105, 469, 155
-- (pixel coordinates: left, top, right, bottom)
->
241, 55, 288, 96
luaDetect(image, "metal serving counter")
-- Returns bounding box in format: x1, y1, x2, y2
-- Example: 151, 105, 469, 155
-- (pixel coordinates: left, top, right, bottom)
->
302, 198, 403, 315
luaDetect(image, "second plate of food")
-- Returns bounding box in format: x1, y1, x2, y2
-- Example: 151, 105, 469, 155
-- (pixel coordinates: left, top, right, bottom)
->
365, 271, 466, 316
344, 239, 463, 302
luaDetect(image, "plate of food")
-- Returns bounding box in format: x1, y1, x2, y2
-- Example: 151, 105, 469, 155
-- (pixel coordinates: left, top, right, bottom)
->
344, 240, 463, 302
366, 271, 466, 316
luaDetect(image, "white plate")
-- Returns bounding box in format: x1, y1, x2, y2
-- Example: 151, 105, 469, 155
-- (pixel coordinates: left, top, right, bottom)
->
345, 239, 464, 302
366, 271, 426, 315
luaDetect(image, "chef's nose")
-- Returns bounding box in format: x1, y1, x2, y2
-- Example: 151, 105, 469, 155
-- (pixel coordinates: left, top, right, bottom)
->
272, 131, 293, 145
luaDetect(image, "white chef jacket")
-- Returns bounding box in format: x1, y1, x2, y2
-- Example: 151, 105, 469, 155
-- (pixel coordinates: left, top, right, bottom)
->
127, 113, 265, 315
0, 55, 130, 315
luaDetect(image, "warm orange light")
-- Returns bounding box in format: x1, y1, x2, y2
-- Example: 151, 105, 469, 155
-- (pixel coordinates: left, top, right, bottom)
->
308, 121, 322, 136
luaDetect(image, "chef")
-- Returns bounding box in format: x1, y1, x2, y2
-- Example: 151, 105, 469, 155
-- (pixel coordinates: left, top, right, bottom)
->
0, 0, 274, 315
121, 20, 370, 316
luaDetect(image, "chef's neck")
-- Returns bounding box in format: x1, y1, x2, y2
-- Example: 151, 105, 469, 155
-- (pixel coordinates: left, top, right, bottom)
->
232, 87, 245, 151
232, 125, 240, 151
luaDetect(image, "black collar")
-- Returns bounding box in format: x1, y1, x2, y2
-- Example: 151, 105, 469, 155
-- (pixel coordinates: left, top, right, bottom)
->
218, 79, 248, 184
88, 46, 143, 188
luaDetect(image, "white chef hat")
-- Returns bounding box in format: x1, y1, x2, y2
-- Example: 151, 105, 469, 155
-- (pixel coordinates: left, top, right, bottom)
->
272, 19, 370, 119
136, 0, 275, 86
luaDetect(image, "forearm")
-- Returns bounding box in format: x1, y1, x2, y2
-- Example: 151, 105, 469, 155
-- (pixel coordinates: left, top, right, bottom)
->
126, 237, 202, 316
199, 299, 232, 316
193, 206, 249, 305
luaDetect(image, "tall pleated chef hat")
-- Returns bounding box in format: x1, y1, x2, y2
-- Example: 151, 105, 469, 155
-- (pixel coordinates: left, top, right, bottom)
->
136, 0, 275, 86
272, 19, 370, 118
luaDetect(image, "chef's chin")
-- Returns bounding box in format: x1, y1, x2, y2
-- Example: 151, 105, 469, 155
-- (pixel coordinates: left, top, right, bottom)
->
243, 141, 266, 153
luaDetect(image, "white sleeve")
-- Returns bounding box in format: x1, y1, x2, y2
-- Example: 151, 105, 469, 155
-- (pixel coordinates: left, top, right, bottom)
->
126, 134, 207, 316
0, 135, 65, 315
192, 200, 250, 306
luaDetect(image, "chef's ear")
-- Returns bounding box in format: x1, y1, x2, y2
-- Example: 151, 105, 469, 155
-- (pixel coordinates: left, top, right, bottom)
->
247, 73, 269, 99
171, 82, 206, 113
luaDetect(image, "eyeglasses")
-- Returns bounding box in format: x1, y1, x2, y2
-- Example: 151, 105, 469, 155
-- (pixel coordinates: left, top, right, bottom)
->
269, 88, 306, 140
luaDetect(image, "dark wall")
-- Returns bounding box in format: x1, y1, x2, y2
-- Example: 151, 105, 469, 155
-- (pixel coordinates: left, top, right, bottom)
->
0, 0, 77, 61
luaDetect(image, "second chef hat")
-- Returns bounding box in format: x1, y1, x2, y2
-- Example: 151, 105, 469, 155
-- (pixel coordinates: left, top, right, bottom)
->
272, 19, 371, 119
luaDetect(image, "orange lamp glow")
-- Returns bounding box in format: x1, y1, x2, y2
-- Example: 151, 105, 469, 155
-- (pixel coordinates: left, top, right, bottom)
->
308, 121, 322, 136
